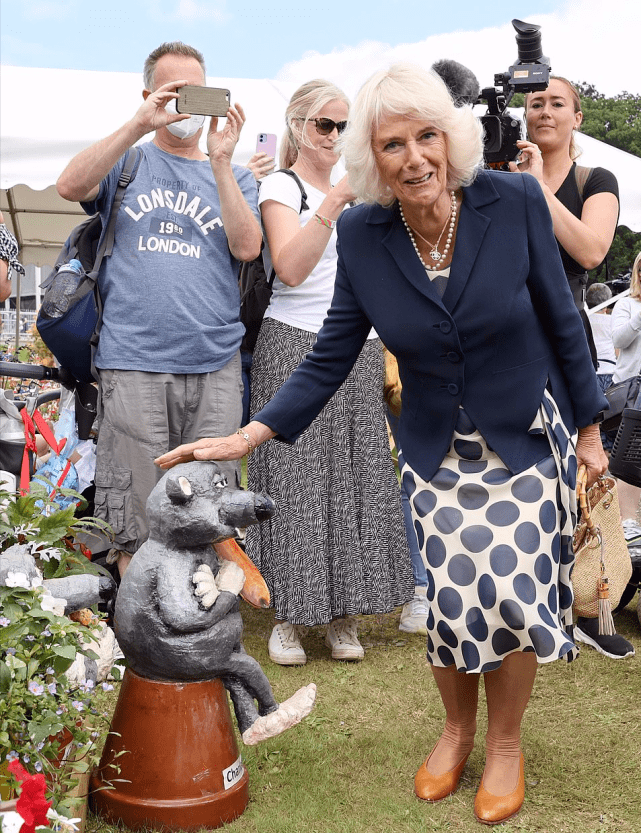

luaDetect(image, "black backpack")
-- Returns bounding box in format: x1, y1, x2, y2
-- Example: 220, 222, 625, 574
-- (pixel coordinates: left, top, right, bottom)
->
36, 148, 142, 384
239, 169, 308, 353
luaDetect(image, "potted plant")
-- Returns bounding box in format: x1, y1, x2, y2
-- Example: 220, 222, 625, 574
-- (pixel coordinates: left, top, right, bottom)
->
0, 483, 120, 826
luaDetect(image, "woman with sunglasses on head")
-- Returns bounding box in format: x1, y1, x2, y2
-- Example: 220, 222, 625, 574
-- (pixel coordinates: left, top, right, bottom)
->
245, 79, 413, 666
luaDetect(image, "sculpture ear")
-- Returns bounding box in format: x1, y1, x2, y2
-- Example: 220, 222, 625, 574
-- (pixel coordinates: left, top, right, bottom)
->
166, 474, 194, 504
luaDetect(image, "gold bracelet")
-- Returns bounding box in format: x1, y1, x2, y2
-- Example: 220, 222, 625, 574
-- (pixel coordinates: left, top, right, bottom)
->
236, 428, 255, 456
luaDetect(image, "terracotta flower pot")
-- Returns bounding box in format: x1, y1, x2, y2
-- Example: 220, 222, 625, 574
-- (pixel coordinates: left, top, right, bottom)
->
90, 669, 249, 831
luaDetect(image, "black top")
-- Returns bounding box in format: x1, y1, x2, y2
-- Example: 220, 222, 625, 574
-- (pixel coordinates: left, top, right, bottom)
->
555, 164, 619, 278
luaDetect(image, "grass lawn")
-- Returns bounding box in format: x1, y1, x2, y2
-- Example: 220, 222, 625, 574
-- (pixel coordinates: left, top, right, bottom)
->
86, 593, 641, 833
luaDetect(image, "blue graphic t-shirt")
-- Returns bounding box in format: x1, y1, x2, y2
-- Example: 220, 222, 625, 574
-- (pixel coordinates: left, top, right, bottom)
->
82, 142, 259, 373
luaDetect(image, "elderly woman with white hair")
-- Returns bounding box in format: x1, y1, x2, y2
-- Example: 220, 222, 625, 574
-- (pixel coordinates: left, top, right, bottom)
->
157, 63, 608, 824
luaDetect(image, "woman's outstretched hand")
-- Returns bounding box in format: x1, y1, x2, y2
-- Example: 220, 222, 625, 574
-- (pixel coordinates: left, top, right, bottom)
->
155, 436, 246, 469
154, 422, 276, 470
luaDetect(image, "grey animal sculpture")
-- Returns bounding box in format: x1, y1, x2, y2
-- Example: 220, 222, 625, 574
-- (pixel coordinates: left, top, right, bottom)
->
114, 461, 316, 745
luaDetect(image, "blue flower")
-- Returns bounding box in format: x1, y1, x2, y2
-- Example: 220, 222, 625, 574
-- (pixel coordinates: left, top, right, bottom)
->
0, 616, 10, 626
6, 750, 19, 762
71, 700, 85, 712
101, 682, 114, 692
47, 682, 57, 695
28, 681, 45, 695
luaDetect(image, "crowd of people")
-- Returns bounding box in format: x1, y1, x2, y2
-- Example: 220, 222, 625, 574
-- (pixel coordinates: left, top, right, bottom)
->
1, 39, 638, 827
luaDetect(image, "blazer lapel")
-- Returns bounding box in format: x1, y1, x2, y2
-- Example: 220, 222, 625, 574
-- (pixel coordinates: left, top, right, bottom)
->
371, 205, 447, 311
442, 172, 500, 312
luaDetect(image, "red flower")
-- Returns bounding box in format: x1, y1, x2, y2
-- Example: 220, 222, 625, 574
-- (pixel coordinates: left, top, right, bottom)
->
7, 759, 52, 833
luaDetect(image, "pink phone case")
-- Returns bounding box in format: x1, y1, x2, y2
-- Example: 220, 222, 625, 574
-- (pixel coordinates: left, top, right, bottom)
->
256, 133, 277, 158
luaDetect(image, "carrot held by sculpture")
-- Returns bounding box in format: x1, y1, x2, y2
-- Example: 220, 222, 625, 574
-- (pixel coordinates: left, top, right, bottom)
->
214, 537, 270, 609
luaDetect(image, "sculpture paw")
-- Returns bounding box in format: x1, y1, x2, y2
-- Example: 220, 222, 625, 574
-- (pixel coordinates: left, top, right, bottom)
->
193, 563, 219, 608
216, 559, 245, 596
241, 683, 317, 746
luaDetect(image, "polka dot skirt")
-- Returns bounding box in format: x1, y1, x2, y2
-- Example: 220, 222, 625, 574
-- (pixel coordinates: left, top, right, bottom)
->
402, 393, 578, 673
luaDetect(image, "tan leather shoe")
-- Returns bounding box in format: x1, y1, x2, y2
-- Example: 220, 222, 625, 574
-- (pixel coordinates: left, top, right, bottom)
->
473, 753, 524, 825
414, 746, 470, 802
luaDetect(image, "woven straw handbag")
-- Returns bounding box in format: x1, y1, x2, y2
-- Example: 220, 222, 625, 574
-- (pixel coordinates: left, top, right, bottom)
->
572, 465, 633, 632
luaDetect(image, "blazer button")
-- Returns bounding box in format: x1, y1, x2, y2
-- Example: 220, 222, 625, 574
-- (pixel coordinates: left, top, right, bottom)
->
447, 383, 459, 395
447, 352, 460, 363
439, 321, 452, 333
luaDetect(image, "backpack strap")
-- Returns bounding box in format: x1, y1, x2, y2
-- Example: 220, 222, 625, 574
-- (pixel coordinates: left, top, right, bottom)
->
90, 146, 143, 278
88, 146, 143, 382
574, 165, 593, 201
263, 169, 309, 289
275, 168, 309, 212
573, 164, 613, 284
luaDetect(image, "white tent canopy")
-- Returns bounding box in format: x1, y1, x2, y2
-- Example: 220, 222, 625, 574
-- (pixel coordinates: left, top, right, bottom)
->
2, 66, 640, 269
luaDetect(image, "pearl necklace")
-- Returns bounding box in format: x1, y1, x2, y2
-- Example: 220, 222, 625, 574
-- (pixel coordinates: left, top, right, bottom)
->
400, 191, 457, 267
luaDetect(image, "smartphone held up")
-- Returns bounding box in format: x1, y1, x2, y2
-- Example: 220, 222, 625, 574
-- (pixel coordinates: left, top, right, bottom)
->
256, 132, 277, 158
176, 86, 231, 118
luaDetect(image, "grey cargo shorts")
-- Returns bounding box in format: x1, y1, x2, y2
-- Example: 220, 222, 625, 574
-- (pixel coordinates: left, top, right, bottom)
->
94, 353, 243, 554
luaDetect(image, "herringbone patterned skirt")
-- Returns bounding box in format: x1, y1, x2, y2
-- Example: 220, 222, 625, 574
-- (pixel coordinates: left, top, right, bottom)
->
247, 318, 413, 626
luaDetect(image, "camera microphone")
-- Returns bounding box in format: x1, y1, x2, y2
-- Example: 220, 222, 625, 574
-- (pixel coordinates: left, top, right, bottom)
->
431, 59, 480, 107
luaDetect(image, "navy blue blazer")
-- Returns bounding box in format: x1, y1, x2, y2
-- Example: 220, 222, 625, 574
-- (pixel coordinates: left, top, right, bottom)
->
255, 169, 607, 483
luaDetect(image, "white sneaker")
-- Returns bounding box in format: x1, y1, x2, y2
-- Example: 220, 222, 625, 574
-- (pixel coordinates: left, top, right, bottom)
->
399, 591, 429, 635
268, 622, 306, 666
325, 617, 364, 661
622, 518, 641, 546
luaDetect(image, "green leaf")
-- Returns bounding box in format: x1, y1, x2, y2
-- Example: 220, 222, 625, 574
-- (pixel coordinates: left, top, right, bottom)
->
26, 659, 41, 678
0, 661, 11, 692
33, 505, 77, 545
53, 644, 78, 661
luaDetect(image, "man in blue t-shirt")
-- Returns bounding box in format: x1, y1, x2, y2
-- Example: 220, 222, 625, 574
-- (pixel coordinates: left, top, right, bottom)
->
57, 42, 262, 576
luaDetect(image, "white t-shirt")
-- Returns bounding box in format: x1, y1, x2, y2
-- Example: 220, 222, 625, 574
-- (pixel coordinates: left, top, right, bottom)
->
611, 295, 641, 384
588, 312, 616, 375
258, 171, 375, 338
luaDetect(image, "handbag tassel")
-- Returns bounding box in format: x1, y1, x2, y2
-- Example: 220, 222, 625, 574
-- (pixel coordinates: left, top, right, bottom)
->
597, 576, 616, 636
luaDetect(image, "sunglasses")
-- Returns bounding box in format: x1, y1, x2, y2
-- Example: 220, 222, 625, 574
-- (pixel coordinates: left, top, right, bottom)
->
305, 117, 348, 136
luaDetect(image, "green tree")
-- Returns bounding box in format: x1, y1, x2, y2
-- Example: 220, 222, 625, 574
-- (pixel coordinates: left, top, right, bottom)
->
592, 225, 641, 282
571, 83, 641, 281
575, 85, 641, 158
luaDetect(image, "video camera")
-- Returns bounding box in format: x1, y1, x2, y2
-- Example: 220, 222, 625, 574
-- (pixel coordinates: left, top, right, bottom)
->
478, 19, 551, 169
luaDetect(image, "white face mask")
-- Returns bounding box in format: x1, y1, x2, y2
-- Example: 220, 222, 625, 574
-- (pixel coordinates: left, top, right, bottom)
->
164, 98, 205, 140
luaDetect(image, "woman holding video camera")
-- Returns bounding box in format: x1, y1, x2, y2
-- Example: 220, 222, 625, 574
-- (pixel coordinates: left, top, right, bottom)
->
511, 77, 633, 660
511, 77, 619, 338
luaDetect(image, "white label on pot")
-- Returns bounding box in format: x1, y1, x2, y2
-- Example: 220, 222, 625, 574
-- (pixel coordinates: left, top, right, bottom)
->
223, 756, 244, 790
